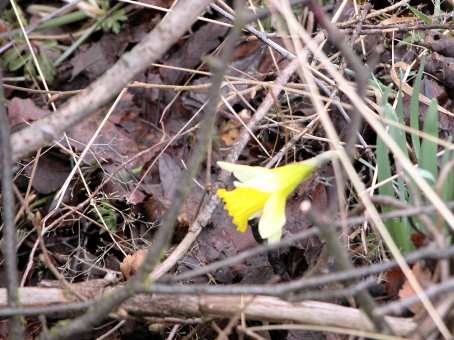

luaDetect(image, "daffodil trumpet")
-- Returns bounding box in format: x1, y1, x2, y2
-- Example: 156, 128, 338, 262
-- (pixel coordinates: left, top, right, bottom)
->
217, 151, 337, 242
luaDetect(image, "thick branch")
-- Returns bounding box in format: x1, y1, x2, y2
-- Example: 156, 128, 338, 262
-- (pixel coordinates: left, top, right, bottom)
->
0, 285, 417, 336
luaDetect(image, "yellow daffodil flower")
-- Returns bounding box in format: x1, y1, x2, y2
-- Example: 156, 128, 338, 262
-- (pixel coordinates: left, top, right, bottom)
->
217, 151, 336, 242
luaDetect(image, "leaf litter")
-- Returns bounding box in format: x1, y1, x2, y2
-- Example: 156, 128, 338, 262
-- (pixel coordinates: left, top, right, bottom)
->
2, 0, 454, 338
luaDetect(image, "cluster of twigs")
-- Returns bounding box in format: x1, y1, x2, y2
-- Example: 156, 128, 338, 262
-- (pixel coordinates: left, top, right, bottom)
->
1, 0, 454, 339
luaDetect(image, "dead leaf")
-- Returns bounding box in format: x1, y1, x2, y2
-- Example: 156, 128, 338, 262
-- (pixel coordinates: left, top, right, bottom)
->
424, 32, 454, 58
384, 267, 406, 298
398, 262, 433, 314
0, 19, 8, 33
176, 204, 270, 284
120, 249, 146, 279
158, 153, 180, 202
410, 233, 428, 248
160, 23, 229, 85
7, 98, 50, 128
31, 152, 71, 194
70, 33, 129, 80
158, 153, 205, 225
182, 37, 289, 112
219, 120, 241, 146
67, 92, 156, 168
424, 52, 454, 89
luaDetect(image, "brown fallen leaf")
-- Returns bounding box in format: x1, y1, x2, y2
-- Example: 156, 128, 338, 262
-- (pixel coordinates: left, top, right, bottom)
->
120, 249, 146, 279
182, 37, 289, 112
0, 19, 8, 33
398, 262, 433, 315
146, 153, 205, 226
219, 119, 241, 146
31, 152, 71, 194
424, 52, 454, 89
160, 22, 228, 86
70, 33, 129, 81
424, 32, 454, 58
67, 92, 157, 167
7, 98, 50, 128
384, 267, 406, 298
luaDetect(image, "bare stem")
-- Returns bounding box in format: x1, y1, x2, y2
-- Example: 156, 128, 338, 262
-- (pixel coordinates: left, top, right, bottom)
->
0, 71, 24, 339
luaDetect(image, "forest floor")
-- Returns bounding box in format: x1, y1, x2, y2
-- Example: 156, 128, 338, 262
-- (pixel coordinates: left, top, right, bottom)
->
1, 0, 454, 339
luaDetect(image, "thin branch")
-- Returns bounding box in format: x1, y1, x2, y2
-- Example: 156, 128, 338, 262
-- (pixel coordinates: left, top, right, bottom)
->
170, 234, 454, 288
335, 0, 410, 28
169, 228, 318, 282
341, 23, 454, 34
302, 202, 392, 333
0, 286, 418, 336
0, 71, 24, 339
288, 277, 377, 301
377, 279, 454, 316
0, 302, 93, 318
1, 244, 453, 319
137, 278, 377, 301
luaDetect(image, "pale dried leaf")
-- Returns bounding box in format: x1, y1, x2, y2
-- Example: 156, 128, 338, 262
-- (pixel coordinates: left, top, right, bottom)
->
120, 249, 146, 279
398, 262, 433, 314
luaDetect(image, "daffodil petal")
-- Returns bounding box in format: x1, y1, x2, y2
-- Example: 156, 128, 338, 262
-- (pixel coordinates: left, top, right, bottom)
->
217, 152, 336, 241
235, 172, 282, 192
217, 187, 270, 232
267, 230, 283, 243
217, 161, 269, 183
270, 161, 317, 195
258, 191, 287, 240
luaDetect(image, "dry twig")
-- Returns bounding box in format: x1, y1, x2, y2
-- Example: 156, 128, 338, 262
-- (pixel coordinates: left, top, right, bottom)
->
0, 71, 24, 339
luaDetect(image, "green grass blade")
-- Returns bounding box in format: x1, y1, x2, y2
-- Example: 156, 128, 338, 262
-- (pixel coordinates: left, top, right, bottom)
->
376, 120, 414, 253
384, 103, 409, 159
36, 10, 88, 31
409, 61, 425, 161
396, 90, 404, 123
408, 5, 432, 24
420, 99, 439, 181
441, 148, 454, 203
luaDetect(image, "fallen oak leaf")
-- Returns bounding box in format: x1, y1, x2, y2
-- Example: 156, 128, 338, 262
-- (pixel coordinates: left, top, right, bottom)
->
398, 262, 433, 315
424, 52, 454, 89
120, 249, 146, 280
219, 119, 241, 146
424, 32, 454, 58
7, 98, 50, 128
